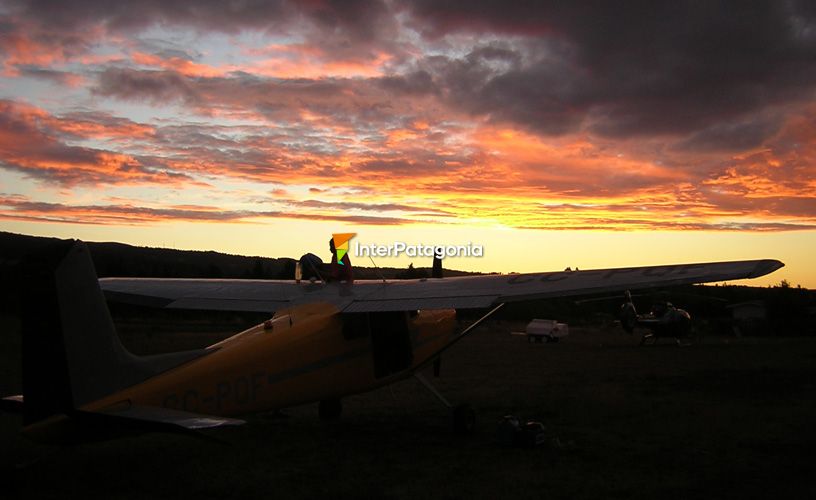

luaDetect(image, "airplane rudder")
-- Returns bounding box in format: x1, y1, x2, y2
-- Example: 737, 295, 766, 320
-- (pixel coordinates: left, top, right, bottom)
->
19, 239, 78, 424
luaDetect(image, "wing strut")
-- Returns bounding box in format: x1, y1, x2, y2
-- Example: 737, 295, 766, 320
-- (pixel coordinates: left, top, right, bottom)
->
414, 373, 452, 409
413, 304, 504, 434
417, 302, 505, 373
456, 303, 506, 341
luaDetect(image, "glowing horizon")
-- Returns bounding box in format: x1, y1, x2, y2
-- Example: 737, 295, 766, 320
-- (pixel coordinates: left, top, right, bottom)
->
1, 2, 814, 287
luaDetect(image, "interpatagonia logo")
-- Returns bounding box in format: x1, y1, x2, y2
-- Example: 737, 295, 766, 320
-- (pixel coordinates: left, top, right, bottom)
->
331, 233, 356, 265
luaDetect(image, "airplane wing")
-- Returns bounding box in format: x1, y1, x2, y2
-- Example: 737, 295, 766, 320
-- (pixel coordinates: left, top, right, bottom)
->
100, 259, 783, 313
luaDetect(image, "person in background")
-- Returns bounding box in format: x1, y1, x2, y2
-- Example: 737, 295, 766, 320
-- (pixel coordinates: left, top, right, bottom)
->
298, 252, 324, 281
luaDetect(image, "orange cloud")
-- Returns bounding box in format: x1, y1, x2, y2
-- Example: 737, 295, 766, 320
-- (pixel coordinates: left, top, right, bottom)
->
246, 43, 393, 79
1, 32, 70, 71
0, 195, 413, 226
0, 101, 185, 186
131, 52, 228, 78
2, 91, 815, 232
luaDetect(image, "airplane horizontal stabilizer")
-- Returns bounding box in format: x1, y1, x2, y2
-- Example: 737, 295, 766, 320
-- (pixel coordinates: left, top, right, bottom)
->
0, 395, 24, 413
20, 405, 244, 444
92, 404, 245, 430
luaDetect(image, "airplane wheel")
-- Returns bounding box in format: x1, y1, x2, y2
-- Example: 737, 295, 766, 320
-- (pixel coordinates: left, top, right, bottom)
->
319, 398, 342, 420
451, 404, 476, 434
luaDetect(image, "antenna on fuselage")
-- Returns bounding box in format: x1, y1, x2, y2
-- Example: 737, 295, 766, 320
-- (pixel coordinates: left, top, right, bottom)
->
432, 252, 443, 279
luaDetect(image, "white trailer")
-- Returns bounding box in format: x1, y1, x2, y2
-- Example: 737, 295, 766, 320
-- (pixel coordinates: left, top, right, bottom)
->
512, 319, 569, 343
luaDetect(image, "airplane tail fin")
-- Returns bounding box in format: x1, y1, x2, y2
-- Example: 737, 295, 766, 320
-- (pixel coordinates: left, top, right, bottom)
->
18, 240, 204, 427
8, 239, 236, 442
20, 240, 138, 424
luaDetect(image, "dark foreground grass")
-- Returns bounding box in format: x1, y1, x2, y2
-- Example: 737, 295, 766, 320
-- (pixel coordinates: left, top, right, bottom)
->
2, 315, 816, 499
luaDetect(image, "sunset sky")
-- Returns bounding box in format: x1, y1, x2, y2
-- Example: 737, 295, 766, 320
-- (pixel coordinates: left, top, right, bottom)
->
1, 1, 814, 286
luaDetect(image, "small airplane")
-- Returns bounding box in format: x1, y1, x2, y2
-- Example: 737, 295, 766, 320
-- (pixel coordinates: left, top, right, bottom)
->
619, 291, 694, 345
0, 239, 784, 443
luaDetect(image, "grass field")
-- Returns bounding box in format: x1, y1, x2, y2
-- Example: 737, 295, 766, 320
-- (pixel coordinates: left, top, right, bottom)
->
2, 314, 815, 499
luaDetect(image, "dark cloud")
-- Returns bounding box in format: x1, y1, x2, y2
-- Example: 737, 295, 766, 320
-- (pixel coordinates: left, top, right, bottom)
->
6, 0, 289, 33
134, 38, 202, 61
675, 112, 786, 152
4, 0, 399, 61
426, 45, 586, 135
376, 70, 437, 95
16, 66, 81, 86
407, 1, 816, 140
92, 67, 400, 125
36, 0, 814, 147
7, 0, 816, 144
95, 68, 201, 105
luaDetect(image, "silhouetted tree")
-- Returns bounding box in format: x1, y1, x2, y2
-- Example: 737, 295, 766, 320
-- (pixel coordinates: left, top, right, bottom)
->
207, 264, 223, 278
277, 259, 297, 279
251, 258, 265, 279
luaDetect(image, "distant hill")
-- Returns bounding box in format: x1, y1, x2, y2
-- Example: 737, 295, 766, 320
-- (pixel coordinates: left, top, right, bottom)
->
0, 231, 479, 280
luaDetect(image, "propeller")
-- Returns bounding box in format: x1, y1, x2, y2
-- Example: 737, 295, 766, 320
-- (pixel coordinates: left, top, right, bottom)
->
620, 290, 638, 334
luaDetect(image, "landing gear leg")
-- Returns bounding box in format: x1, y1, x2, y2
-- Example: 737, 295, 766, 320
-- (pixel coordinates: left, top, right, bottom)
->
414, 373, 476, 434
319, 398, 342, 420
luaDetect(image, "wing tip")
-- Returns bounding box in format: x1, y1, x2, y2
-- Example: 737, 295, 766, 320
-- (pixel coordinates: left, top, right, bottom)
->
748, 259, 785, 279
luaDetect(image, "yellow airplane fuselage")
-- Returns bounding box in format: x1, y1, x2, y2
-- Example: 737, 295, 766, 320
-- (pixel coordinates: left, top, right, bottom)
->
84, 303, 458, 417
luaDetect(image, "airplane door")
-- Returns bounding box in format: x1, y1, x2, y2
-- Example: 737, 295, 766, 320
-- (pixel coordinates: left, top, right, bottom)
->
368, 312, 413, 378
341, 312, 414, 378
